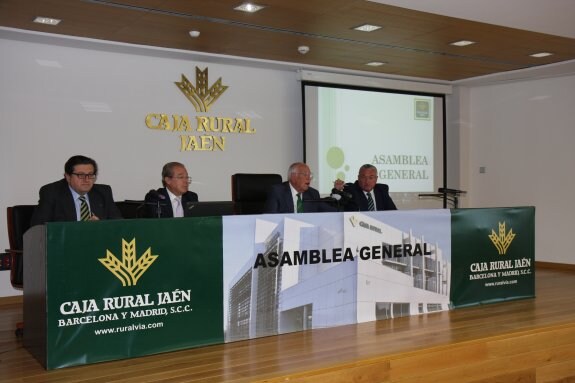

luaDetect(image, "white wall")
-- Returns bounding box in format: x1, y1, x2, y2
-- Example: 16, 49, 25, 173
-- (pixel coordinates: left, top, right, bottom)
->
463, 75, 575, 265
0, 32, 304, 296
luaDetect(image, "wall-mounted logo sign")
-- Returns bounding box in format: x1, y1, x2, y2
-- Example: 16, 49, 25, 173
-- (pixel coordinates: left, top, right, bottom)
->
99, 238, 158, 286
488, 221, 516, 255
145, 67, 255, 152
175, 69, 228, 112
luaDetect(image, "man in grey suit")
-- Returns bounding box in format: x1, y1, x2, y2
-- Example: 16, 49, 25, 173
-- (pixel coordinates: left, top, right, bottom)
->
31, 155, 122, 225
264, 162, 336, 214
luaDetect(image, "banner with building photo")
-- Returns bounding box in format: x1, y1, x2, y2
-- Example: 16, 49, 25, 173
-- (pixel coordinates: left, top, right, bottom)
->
39, 207, 534, 369
45, 217, 224, 369
222, 209, 452, 343
450, 207, 536, 308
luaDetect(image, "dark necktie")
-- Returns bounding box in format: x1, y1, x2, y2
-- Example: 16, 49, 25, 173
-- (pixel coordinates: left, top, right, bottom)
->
366, 192, 375, 211
296, 193, 304, 213
79, 196, 91, 221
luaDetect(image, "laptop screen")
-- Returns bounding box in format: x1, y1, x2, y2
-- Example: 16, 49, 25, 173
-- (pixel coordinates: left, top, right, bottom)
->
185, 201, 235, 217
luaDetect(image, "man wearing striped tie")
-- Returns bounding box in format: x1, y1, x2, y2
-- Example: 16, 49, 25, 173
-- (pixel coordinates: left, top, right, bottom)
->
333, 164, 397, 212
30, 155, 122, 225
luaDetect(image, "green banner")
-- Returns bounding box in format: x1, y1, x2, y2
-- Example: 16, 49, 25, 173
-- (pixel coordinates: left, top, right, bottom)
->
46, 217, 224, 369
450, 207, 535, 308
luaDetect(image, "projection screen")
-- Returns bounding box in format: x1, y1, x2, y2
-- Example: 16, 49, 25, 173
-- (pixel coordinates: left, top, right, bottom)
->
303, 81, 446, 209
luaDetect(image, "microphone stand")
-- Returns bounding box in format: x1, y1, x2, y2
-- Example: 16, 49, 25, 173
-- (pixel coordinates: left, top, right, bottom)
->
438, 188, 466, 209
328, 197, 342, 212
418, 188, 466, 209
329, 195, 345, 212
142, 190, 166, 218
330, 189, 353, 212
156, 200, 162, 218
135, 201, 165, 218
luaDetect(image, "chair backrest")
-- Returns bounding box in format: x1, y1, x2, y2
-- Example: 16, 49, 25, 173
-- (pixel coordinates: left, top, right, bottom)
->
6, 205, 36, 289
231, 173, 282, 214
7, 205, 36, 251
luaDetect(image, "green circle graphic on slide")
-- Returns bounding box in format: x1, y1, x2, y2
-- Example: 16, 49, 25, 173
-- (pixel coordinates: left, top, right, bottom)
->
326, 147, 344, 169
326, 146, 348, 180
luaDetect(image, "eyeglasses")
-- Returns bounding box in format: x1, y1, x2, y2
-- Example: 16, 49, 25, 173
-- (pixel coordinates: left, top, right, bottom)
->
295, 172, 314, 180
71, 173, 97, 180
170, 176, 192, 184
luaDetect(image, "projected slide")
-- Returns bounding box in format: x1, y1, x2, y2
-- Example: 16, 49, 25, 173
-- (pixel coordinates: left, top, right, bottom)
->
304, 85, 442, 195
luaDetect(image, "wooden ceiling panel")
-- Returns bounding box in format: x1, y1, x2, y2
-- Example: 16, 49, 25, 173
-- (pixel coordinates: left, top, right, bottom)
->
1, 0, 574, 81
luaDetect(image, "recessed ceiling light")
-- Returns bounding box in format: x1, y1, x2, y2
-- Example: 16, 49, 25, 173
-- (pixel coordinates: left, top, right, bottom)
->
353, 24, 382, 32
298, 45, 310, 55
33, 16, 61, 26
450, 40, 476, 47
366, 62, 386, 67
530, 52, 553, 58
234, 2, 265, 13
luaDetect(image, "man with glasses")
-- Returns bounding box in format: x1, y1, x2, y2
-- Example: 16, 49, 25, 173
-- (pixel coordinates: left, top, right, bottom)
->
31, 155, 122, 225
143, 162, 198, 218
333, 164, 397, 212
264, 162, 336, 214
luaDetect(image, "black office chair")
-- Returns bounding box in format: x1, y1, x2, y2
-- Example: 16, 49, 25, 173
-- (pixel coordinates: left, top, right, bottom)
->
6, 205, 36, 337
231, 173, 282, 215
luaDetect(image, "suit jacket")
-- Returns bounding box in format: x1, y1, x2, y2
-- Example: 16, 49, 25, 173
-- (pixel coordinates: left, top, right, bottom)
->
143, 188, 199, 218
264, 182, 337, 214
342, 181, 397, 212
30, 178, 122, 225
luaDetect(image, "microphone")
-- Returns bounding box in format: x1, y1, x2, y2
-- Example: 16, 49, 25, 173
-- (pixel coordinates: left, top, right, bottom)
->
438, 188, 466, 194
147, 189, 166, 200
331, 188, 353, 200
145, 189, 166, 218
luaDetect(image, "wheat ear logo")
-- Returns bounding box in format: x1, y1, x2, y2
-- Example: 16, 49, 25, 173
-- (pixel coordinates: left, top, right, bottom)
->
99, 238, 158, 286
175, 67, 228, 112
349, 215, 359, 228
488, 222, 516, 255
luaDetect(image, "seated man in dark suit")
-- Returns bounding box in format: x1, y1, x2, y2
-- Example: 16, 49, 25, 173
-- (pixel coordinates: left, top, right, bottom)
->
143, 162, 198, 218
264, 162, 337, 214
31, 155, 122, 225
333, 164, 397, 212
